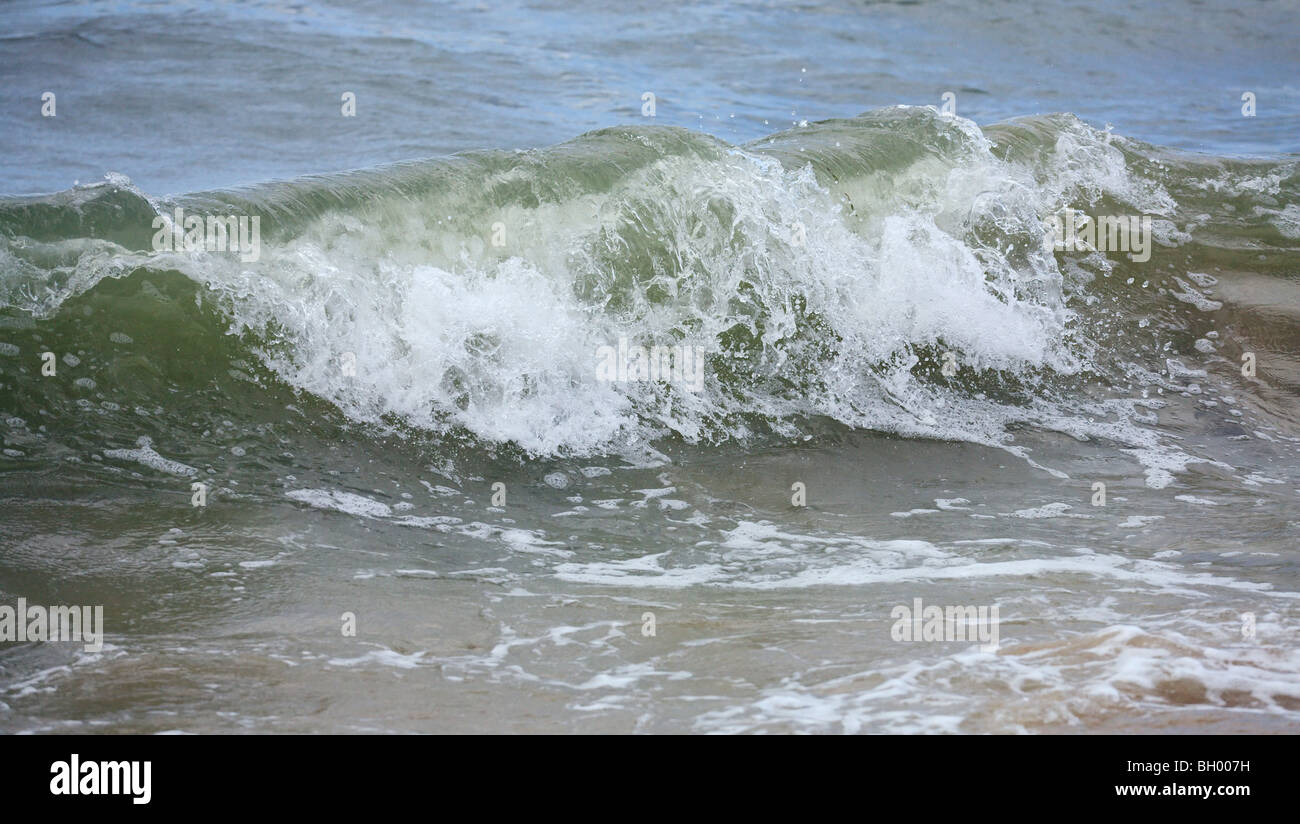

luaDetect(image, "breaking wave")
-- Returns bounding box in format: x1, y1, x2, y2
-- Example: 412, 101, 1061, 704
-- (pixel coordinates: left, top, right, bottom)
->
2, 107, 1297, 479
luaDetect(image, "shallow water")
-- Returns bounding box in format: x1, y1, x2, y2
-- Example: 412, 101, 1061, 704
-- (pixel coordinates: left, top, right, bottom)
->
1, 0, 1298, 733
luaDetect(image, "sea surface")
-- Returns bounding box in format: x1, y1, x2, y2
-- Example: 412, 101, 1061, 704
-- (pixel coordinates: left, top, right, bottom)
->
1, 0, 1298, 733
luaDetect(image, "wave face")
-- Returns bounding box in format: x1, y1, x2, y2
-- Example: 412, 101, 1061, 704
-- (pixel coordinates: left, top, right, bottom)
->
1, 108, 1298, 475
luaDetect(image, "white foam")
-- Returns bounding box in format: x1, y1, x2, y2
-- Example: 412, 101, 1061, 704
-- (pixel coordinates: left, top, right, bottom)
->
103, 436, 197, 476
285, 488, 392, 518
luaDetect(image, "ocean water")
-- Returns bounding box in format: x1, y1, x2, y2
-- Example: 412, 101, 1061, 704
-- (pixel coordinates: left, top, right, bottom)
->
1, 0, 1298, 733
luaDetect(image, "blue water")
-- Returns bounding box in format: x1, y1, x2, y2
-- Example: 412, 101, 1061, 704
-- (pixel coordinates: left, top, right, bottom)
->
2, 0, 1297, 195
